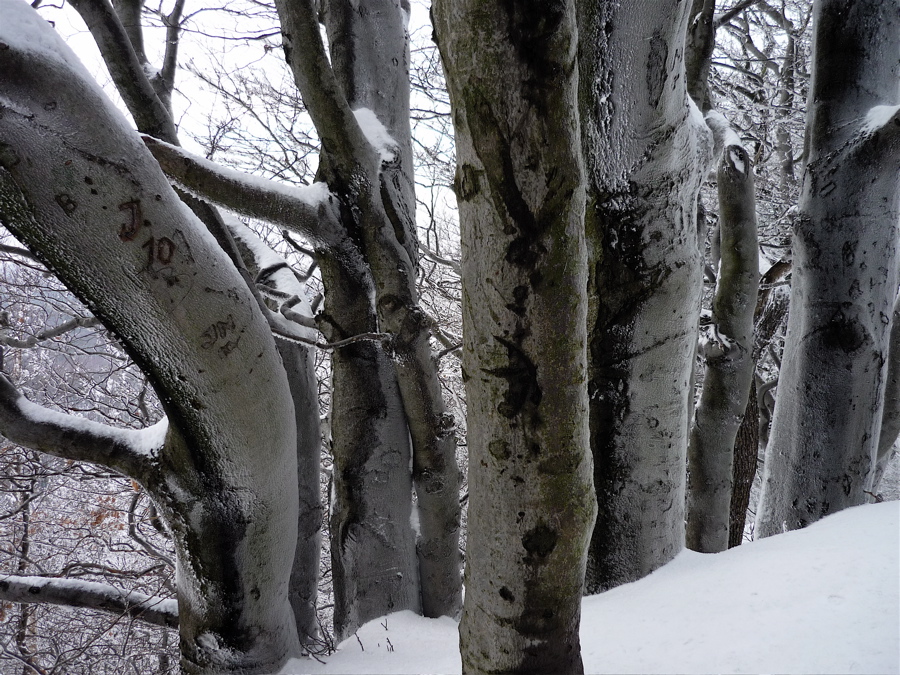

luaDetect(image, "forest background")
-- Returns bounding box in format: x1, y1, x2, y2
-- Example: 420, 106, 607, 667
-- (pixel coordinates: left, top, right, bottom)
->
0, 0, 898, 672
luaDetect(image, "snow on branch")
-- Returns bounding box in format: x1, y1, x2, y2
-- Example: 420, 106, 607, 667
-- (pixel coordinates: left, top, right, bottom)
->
142, 136, 344, 247
223, 215, 318, 342
0, 374, 165, 483
0, 574, 177, 628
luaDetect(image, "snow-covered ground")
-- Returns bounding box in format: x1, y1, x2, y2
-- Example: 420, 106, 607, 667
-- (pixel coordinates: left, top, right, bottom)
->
282, 501, 899, 674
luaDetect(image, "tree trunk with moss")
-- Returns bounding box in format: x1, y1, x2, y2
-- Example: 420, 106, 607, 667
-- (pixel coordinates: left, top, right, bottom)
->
434, 2, 596, 672
579, 1, 711, 591
756, 0, 900, 536
728, 380, 759, 548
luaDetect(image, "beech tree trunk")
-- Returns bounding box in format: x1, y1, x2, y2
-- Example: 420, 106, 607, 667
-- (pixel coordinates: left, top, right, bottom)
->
313, 0, 422, 637
874, 293, 900, 490
0, 8, 302, 671
687, 113, 759, 553
227, 223, 324, 646
65, 0, 326, 643
321, 0, 463, 621
756, 0, 900, 536
729, 380, 759, 548
274, 0, 462, 635
434, 2, 596, 672
579, 1, 711, 592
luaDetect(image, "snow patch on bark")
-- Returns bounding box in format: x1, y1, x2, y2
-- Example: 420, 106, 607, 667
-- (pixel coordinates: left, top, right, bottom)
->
728, 148, 746, 174
409, 500, 420, 538
353, 108, 399, 164
224, 216, 317, 340
758, 248, 774, 275
687, 96, 706, 130
705, 110, 743, 148
862, 104, 900, 135
0, 94, 31, 118
0, 0, 97, 87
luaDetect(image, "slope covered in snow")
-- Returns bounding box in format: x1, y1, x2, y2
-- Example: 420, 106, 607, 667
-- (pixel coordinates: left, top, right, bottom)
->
283, 501, 899, 674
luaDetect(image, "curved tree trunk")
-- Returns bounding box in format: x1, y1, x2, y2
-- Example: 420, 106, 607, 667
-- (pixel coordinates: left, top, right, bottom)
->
756, 0, 900, 536
579, 1, 712, 592
49, 0, 327, 644
686, 113, 759, 553
434, 2, 596, 671
0, 8, 302, 671
227, 222, 324, 647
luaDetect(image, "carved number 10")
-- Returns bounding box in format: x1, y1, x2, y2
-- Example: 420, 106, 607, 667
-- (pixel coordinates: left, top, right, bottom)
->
142, 236, 176, 266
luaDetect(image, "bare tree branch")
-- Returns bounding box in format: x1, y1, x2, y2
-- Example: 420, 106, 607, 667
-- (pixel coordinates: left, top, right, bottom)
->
143, 136, 346, 246
155, 0, 186, 107
420, 243, 460, 274
67, 0, 178, 143
0, 375, 164, 483
0, 315, 100, 349
0, 244, 38, 261
273, 0, 375, 177
714, 0, 763, 29
0, 574, 177, 628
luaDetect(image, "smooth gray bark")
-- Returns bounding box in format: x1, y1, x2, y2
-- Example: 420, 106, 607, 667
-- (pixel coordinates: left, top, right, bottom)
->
685, 0, 717, 111
275, 0, 422, 640
226, 222, 324, 648
687, 114, 759, 553
54, 0, 327, 644
321, 0, 462, 620
275, 0, 462, 633
875, 293, 900, 490
0, 13, 301, 671
434, 2, 596, 672
579, 1, 712, 592
147, 116, 422, 642
756, 0, 900, 536
69, 0, 178, 143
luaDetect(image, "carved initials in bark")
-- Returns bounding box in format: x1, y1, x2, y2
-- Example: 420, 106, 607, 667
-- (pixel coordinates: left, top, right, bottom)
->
119, 200, 142, 240
141, 235, 176, 267
200, 314, 239, 355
